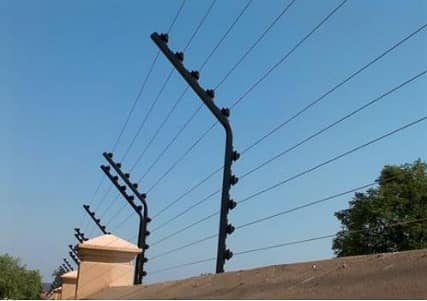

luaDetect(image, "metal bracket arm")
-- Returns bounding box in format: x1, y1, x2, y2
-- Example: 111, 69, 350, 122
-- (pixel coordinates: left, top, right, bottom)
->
82, 204, 110, 234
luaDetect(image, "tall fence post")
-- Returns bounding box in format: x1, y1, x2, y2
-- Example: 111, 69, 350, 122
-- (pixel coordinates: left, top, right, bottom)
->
151, 32, 239, 273
100, 156, 150, 284
82, 204, 111, 234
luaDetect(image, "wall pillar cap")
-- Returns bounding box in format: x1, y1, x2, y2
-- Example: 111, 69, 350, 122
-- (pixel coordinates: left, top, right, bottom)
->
60, 270, 78, 281
77, 234, 141, 262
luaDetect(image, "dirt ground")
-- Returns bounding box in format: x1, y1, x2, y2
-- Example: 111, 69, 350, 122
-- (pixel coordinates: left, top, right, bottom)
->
90, 248, 427, 299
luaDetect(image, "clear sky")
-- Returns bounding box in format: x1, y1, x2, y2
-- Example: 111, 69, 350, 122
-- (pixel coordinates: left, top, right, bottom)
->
1, 0, 426, 284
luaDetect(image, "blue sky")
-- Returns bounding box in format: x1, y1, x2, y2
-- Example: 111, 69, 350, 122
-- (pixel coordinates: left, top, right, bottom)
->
1, 0, 426, 283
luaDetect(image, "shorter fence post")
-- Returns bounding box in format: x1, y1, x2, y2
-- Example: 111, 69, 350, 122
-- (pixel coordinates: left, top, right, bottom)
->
63, 258, 74, 271
100, 157, 150, 284
74, 228, 88, 242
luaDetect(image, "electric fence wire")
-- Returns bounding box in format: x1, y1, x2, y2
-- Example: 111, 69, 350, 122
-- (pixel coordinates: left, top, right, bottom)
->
238, 116, 426, 206
87, 185, 114, 236
77, 112, 426, 287
149, 182, 376, 260
112, 0, 187, 154
102, 0, 256, 227
148, 116, 427, 247
119, 0, 218, 164
79, 0, 187, 233
92, 0, 218, 224
70, 5, 426, 289
80, 178, 104, 230
157, 22, 427, 219
129, 0, 254, 173
144, 0, 348, 209
135, 0, 297, 185
149, 67, 427, 232
233, 217, 427, 256
238, 22, 427, 154
149, 173, 403, 260
134, 0, 299, 192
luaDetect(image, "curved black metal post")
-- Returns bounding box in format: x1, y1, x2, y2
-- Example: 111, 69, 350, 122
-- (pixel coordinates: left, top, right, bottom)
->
83, 204, 110, 234
151, 32, 239, 273
100, 162, 150, 284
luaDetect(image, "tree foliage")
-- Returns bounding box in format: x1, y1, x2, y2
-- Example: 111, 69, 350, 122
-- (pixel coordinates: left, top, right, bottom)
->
333, 159, 427, 257
0, 254, 42, 299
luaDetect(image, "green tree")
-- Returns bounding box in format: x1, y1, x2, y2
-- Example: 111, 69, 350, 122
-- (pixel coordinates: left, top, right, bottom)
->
333, 159, 427, 257
0, 254, 42, 299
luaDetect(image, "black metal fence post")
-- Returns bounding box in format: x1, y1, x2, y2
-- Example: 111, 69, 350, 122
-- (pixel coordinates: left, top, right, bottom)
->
100, 160, 150, 284
74, 228, 88, 242
61, 264, 70, 272
51, 266, 66, 289
68, 251, 80, 266
82, 204, 111, 234
74, 234, 83, 243
63, 258, 74, 271
68, 244, 78, 257
151, 32, 239, 273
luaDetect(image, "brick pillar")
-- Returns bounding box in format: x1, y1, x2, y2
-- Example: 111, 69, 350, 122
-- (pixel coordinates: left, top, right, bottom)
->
74, 234, 141, 299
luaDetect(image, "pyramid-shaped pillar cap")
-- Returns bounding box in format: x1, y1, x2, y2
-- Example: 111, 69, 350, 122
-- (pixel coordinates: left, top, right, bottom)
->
77, 234, 141, 262
60, 270, 78, 281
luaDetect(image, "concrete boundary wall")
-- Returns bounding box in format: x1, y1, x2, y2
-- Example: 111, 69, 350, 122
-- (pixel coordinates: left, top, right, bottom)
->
89, 248, 427, 299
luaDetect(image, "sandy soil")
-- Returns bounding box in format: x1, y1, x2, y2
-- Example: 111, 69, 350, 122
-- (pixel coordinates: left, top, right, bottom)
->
90, 248, 427, 299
